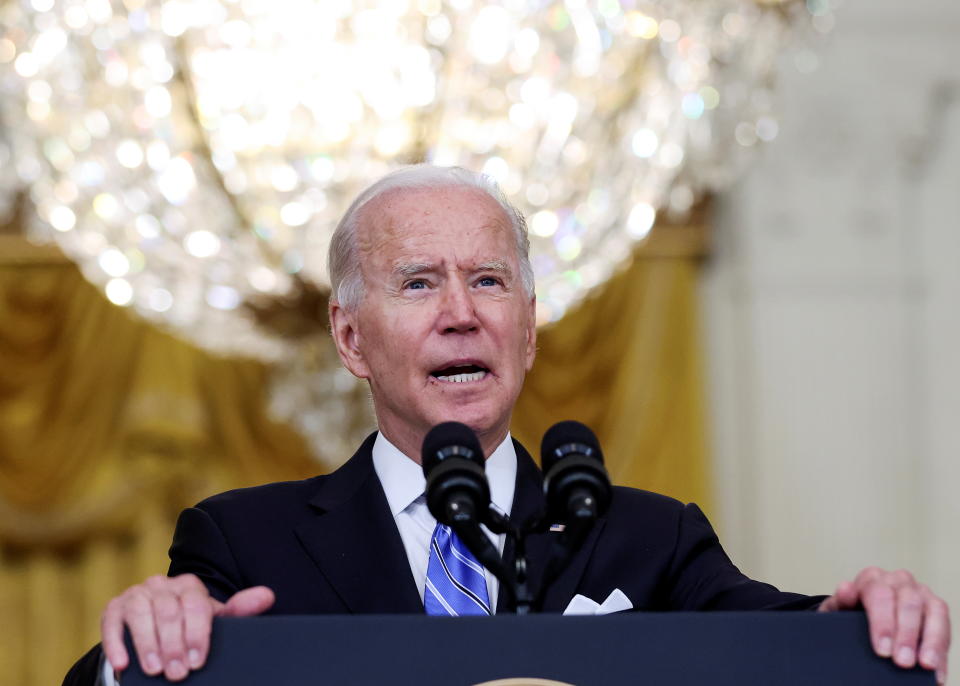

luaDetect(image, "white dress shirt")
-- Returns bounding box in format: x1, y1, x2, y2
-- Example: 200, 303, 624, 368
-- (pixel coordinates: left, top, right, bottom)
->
372, 431, 517, 612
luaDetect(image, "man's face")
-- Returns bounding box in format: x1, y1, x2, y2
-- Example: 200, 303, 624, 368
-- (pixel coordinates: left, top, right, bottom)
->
329, 185, 536, 459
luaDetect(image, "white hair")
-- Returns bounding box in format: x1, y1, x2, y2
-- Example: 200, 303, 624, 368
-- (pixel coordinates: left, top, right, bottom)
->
327, 164, 535, 310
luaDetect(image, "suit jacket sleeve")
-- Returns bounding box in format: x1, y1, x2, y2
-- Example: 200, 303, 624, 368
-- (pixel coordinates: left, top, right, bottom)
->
61, 644, 104, 686
167, 505, 247, 603
665, 502, 825, 611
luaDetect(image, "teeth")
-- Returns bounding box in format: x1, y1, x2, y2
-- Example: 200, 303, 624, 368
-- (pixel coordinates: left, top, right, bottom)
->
437, 371, 487, 383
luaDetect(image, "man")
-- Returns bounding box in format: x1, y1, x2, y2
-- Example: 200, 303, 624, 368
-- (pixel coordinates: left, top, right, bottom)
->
66, 165, 951, 684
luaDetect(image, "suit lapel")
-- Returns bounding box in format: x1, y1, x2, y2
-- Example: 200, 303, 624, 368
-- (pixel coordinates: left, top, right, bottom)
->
498, 441, 606, 614
294, 434, 423, 614
294, 435, 602, 615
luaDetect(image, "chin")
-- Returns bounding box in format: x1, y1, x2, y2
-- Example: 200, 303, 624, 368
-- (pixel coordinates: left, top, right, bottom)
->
434, 405, 504, 440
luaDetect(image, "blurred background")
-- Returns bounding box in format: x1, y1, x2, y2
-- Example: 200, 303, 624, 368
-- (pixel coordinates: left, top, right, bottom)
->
0, 0, 956, 682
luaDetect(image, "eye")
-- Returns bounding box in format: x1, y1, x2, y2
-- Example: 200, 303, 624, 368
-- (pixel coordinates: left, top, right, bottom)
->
404, 279, 429, 290
477, 276, 501, 288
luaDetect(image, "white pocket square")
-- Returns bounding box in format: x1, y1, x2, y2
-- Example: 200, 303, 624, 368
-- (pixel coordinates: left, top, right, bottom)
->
562, 588, 633, 615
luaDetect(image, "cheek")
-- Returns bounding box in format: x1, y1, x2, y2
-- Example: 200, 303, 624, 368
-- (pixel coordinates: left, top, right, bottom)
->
362, 316, 422, 372
494, 315, 533, 372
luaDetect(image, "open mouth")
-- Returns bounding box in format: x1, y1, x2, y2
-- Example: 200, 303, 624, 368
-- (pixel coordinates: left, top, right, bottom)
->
430, 363, 490, 383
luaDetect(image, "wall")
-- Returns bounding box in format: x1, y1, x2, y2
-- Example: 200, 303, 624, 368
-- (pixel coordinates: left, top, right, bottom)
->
703, 0, 959, 671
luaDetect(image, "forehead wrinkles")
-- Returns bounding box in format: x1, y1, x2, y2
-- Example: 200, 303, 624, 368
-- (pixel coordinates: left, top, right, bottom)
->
354, 197, 402, 258
355, 190, 514, 271
355, 191, 441, 259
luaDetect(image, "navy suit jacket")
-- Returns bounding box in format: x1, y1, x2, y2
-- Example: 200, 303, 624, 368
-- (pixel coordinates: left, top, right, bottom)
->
64, 433, 823, 683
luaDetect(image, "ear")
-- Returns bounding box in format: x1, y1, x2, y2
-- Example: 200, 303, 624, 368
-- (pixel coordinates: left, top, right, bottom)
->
524, 294, 537, 371
329, 299, 371, 379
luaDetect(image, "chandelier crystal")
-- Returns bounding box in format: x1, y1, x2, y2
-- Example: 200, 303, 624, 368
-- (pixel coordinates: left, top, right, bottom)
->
0, 0, 830, 459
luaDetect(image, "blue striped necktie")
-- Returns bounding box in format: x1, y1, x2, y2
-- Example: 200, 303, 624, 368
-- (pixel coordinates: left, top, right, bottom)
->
424, 523, 492, 616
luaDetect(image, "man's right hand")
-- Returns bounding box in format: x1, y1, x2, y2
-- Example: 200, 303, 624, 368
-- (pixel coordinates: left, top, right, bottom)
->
100, 573, 275, 681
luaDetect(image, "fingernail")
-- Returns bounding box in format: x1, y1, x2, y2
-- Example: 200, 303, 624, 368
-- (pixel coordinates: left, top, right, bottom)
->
167, 659, 186, 680
878, 637, 893, 657
896, 646, 915, 667
921, 649, 939, 669
188, 649, 202, 669
145, 652, 162, 674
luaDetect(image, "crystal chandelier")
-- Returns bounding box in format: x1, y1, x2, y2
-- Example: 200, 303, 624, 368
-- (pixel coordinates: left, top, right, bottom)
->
0, 0, 831, 459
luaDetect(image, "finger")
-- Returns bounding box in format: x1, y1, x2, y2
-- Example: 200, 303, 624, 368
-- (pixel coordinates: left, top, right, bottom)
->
151, 590, 190, 681
918, 594, 951, 675
836, 581, 861, 607
860, 581, 897, 658
854, 566, 884, 587
218, 586, 276, 617
178, 586, 215, 670
888, 568, 916, 589
818, 596, 839, 613
168, 572, 211, 597
100, 599, 130, 672
169, 574, 215, 669
892, 585, 925, 668
819, 581, 859, 612
123, 591, 164, 676
937, 653, 948, 686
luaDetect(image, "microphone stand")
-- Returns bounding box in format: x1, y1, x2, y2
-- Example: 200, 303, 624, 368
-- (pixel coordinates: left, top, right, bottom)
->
480, 505, 598, 616
484, 508, 533, 615
530, 488, 599, 612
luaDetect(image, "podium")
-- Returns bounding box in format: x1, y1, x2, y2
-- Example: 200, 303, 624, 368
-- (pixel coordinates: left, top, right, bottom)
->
123, 612, 933, 685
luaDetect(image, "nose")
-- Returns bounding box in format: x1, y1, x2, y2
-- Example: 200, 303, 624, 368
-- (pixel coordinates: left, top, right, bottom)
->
436, 278, 480, 334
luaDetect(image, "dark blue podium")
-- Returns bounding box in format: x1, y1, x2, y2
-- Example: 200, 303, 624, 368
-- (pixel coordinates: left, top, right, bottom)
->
124, 612, 933, 685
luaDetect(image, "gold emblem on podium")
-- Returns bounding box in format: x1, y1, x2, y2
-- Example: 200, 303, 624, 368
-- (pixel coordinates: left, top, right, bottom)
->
473, 680, 576, 686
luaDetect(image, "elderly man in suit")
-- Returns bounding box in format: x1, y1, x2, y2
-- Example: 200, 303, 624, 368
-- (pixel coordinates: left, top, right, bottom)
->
67, 165, 951, 684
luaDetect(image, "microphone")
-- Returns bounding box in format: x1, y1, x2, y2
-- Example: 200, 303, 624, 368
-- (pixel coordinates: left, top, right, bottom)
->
421, 422, 512, 597
535, 421, 612, 609
541, 420, 612, 526
421, 421, 490, 527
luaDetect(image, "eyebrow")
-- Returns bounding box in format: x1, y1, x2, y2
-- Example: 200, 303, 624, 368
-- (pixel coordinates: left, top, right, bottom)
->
475, 260, 511, 276
393, 262, 434, 277
392, 260, 514, 278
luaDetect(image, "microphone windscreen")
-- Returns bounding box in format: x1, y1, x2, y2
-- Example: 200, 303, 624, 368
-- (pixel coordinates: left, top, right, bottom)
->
421, 421, 484, 475
540, 420, 604, 473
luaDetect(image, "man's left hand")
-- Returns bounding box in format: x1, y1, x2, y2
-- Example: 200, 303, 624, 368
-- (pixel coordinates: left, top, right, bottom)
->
819, 567, 951, 684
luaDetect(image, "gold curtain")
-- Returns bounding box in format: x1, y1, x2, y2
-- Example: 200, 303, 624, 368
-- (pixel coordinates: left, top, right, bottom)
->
0, 211, 709, 684
0, 237, 319, 684
513, 217, 711, 509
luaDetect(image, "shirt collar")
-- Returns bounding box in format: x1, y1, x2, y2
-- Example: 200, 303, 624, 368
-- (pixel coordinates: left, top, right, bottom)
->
372, 431, 517, 518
